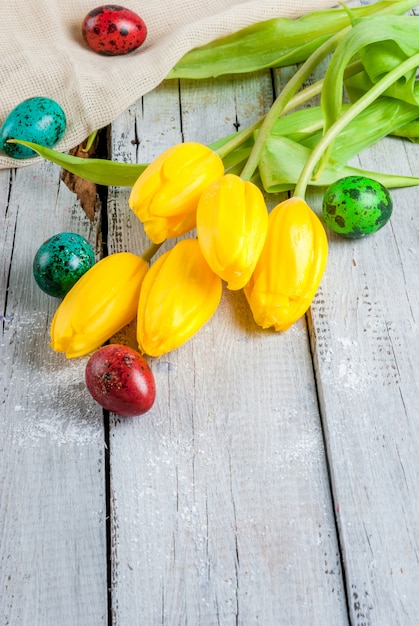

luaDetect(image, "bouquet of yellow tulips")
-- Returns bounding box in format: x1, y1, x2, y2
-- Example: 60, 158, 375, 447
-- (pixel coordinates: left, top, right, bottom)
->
14, 0, 419, 362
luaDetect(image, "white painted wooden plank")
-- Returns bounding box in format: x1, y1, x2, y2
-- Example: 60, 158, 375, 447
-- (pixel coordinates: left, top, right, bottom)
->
308, 134, 419, 626
106, 79, 183, 258
107, 75, 348, 624
0, 162, 108, 625
303, 1, 419, 623
2, 3, 417, 626
0, 169, 12, 310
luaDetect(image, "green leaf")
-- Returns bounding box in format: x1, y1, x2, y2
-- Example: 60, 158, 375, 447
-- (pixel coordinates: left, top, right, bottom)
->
259, 135, 419, 193
391, 120, 419, 140
262, 97, 419, 175
167, 1, 418, 79
299, 97, 419, 166
270, 107, 324, 143
322, 15, 419, 137
9, 140, 147, 187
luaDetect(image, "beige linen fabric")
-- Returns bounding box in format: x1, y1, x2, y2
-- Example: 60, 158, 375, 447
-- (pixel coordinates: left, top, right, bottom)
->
0, 0, 339, 169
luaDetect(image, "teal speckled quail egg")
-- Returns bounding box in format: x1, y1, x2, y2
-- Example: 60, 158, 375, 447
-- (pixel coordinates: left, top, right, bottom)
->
0, 97, 66, 159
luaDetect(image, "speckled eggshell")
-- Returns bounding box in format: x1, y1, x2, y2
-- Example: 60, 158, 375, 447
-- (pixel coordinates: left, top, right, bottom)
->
85, 344, 156, 416
322, 175, 393, 239
33, 232, 95, 298
0, 97, 66, 159
82, 5, 147, 56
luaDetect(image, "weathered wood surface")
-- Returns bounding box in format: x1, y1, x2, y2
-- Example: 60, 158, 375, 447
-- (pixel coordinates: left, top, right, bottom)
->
0, 164, 107, 625
308, 135, 419, 626
1, 1, 419, 625
107, 74, 348, 626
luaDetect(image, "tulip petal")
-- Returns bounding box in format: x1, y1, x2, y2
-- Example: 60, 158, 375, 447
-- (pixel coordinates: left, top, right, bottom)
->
244, 197, 328, 331
137, 239, 222, 356
50, 252, 148, 358
128, 142, 224, 243
197, 174, 268, 290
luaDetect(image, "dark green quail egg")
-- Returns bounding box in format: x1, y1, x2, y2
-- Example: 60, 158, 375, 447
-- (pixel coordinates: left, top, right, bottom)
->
0, 97, 66, 159
33, 232, 95, 298
322, 175, 393, 238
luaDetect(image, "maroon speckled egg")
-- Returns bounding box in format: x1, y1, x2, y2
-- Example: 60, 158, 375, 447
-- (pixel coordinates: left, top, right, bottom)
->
85, 344, 156, 416
82, 5, 147, 56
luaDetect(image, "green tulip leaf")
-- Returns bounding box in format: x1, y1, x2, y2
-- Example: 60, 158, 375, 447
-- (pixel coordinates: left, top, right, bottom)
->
167, 1, 417, 79
8, 140, 147, 187
259, 135, 419, 193
322, 14, 419, 139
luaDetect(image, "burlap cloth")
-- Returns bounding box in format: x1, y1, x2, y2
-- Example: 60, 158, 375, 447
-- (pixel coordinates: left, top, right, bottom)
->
0, 0, 339, 169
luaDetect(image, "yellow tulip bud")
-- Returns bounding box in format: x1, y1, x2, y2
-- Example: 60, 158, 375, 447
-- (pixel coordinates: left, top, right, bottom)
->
196, 174, 269, 290
137, 239, 222, 356
50, 252, 148, 358
244, 197, 328, 331
128, 142, 224, 244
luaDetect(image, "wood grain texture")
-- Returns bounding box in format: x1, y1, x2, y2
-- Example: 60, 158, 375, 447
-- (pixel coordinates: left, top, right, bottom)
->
308, 137, 419, 626
305, 2, 419, 624
2, 1, 419, 624
0, 163, 108, 626
107, 74, 347, 625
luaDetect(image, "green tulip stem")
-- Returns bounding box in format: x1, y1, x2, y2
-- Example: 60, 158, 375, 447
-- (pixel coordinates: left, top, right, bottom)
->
214, 58, 363, 161
214, 119, 263, 159
238, 27, 350, 182
141, 242, 163, 263
82, 130, 99, 153
215, 78, 327, 160
293, 51, 419, 199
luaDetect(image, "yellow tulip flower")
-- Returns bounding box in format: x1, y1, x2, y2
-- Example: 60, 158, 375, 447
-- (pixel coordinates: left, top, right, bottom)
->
196, 174, 269, 290
50, 252, 148, 358
137, 239, 222, 356
244, 197, 328, 331
128, 142, 224, 244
